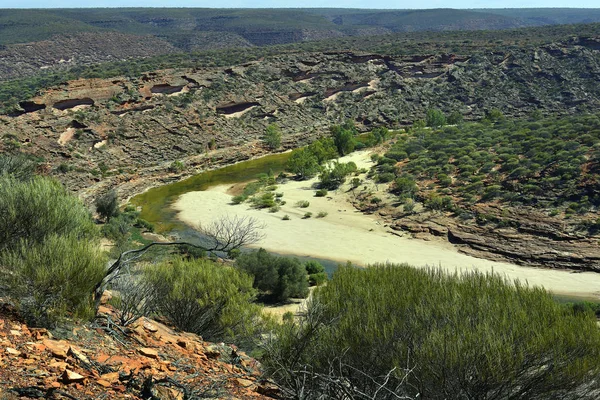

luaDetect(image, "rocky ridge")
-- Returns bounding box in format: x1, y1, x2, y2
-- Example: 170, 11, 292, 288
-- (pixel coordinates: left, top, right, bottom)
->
0, 302, 275, 399
2, 37, 600, 204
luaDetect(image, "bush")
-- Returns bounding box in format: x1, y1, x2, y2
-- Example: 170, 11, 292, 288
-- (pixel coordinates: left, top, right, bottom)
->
169, 160, 185, 173
0, 154, 38, 181
315, 189, 328, 197
303, 212, 312, 219
145, 257, 262, 342
295, 200, 310, 208
304, 260, 325, 275
232, 195, 246, 204
263, 264, 600, 399
0, 234, 105, 326
264, 124, 282, 149
95, 189, 119, 222
316, 211, 328, 218
282, 214, 291, 221
0, 176, 97, 252
235, 248, 309, 303
308, 272, 328, 286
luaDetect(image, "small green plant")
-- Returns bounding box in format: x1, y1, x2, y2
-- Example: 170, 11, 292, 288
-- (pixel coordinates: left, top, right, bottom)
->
315, 189, 328, 197
282, 214, 291, 220
316, 211, 328, 218
269, 205, 281, 213
303, 212, 313, 219
296, 200, 310, 208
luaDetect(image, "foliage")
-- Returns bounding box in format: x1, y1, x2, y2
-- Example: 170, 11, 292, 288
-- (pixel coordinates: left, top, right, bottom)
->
235, 248, 309, 303
286, 148, 320, 180
384, 113, 600, 212
0, 234, 105, 327
0, 175, 97, 252
426, 108, 447, 128
144, 257, 262, 342
95, 189, 119, 222
169, 160, 185, 173
304, 260, 325, 274
263, 264, 600, 399
318, 161, 357, 190
263, 123, 282, 149
315, 189, 328, 197
0, 154, 38, 181
295, 200, 310, 208
331, 122, 357, 156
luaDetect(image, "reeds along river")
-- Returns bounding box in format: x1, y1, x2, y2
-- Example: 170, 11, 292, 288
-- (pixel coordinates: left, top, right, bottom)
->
130, 152, 292, 232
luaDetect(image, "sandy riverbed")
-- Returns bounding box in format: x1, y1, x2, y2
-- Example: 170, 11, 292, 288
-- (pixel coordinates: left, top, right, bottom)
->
173, 150, 600, 299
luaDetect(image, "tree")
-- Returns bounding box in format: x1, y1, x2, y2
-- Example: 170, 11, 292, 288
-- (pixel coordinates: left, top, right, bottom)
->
319, 161, 357, 190
264, 123, 282, 150
235, 248, 309, 302
367, 126, 390, 145
286, 148, 320, 180
263, 264, 600, 400
95, 189, 119, 222
426, 108, 447, 128
331, 124, 355, 156
93, 215, 265, 310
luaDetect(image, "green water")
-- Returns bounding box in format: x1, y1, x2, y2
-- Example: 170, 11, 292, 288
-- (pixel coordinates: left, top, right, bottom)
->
130, 152, 292, 232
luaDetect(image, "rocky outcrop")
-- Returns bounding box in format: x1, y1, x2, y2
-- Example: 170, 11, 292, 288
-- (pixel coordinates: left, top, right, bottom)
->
2, 39, 600, 202
388, 205, 600, 271
0, 303, 273, 399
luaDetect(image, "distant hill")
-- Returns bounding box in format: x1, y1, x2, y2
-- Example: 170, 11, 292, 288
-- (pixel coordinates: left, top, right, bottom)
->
2, 8, 600, 49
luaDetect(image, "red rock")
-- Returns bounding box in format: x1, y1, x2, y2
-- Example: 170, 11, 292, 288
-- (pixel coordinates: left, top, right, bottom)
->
43, 339, 69, 359
100, 290, 113, 305
96, 379, 112, 388
5, 347, 21, 356
100, 372, 119, 383
50, 382, 61, 389
138, 347, 159, 359
143, 322, 158, 332
61, 369, 85, 384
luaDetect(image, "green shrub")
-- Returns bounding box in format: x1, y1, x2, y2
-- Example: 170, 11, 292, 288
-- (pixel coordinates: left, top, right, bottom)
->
232, 195, 246, 204
303, 212, 313, 219
95, 189, 119, 222
235, 248, 309, 303
145, 257, 262, 342
295, 200, 310, 208
0, 154, 38, 181
316, 211, 328, 218
0, 176, 97, 252
169, 160, 185, 173
0, 234, 105, 326
308, 272, 328, 286
263, 264, 600, 399
304, 260, 325, 275
282, 214, 291, 221
315, 189, 328, 197
264, 123, 282, 149
135, 218, 154, 232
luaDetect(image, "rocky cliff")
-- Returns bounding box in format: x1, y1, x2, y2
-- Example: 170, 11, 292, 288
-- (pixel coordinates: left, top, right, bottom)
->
1, 37, 599, 203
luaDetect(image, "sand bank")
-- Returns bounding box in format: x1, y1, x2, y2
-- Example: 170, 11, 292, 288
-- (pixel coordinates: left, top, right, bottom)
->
174, 151, 600, 299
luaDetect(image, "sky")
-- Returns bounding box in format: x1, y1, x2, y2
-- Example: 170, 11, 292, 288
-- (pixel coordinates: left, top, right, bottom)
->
2, 1, 600, 9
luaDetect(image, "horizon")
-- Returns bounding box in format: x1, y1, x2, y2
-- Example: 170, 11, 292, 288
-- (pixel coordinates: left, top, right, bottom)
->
3, 3, 600, 9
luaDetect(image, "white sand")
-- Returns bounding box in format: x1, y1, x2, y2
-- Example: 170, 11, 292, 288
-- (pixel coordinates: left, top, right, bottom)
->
174, 151, 600, 299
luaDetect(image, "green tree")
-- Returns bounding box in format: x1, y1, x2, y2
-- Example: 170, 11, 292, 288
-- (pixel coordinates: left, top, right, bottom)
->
235, 248, 309, 302
426, 108, 447, 128
331, 124, 355, 156
95, 189, 119, 222
319, 161, 357, 190
286, 148, 320, 180
264, 123, 282, 150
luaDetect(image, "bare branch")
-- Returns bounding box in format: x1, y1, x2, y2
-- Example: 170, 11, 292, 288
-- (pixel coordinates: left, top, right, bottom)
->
197, 215, 265, 253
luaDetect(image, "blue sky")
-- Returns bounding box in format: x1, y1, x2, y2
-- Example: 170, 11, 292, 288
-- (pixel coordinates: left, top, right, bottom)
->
3, 1, 600, 9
